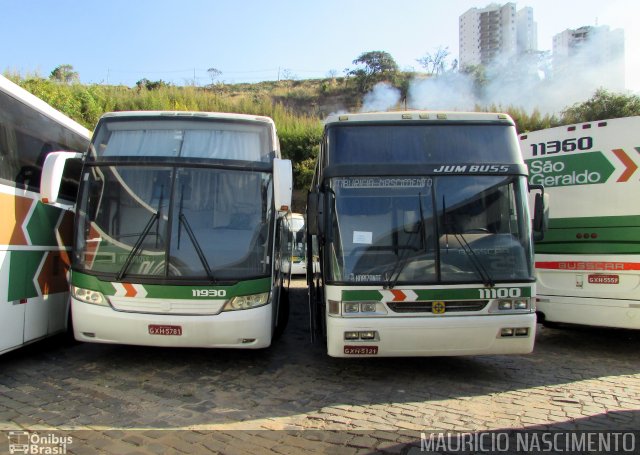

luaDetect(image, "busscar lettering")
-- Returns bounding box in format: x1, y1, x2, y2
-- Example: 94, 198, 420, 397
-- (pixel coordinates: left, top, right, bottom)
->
559, 262, 625, 271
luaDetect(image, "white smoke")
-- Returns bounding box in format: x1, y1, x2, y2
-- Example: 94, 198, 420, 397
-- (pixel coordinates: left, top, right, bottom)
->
405, 28, 626, 116
361, 82, 401, 112
408, 72, 476, 111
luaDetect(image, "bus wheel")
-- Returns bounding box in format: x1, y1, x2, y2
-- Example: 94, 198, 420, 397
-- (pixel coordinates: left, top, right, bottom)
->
64, 307, 79, 344
538, 312, 561, 329
273, 287, 290, 340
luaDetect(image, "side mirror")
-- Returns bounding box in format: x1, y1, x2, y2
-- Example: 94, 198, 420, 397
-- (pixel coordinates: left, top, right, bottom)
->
41, 151, 83, 205
529, 184, 549, 241
306, 191, 324, 236
273, 158, 292, 215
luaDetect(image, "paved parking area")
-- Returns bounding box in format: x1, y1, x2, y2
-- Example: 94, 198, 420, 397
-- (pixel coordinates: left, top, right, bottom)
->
1, 278, 639, 453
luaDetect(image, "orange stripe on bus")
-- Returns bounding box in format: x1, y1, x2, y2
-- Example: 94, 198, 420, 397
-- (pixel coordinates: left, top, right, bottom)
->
37, 250, 71, 295
122, 283, 137, 297
0, 192, 32, 245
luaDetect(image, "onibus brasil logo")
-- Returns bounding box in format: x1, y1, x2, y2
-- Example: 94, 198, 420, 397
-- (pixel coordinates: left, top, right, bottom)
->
7, 431, 72, 454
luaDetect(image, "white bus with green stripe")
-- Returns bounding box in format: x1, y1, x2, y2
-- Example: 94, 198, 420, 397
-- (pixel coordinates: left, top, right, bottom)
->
41, 111, 293, 348
519, 117, 640, 329
306, 111, 547, 357
0, 74, 90, 355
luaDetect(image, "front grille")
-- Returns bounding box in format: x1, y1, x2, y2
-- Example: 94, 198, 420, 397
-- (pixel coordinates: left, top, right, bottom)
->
108, 296, 226, 315
387, 300, 489, 313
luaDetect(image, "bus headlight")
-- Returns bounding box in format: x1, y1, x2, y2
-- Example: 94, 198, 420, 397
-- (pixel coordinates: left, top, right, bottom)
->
514, 299, 529, 310
224, 292, 270, 311
344, 302, 360, 313
71, 286, 107, 306
339, 302, 388, 316
492, 298, 531, 313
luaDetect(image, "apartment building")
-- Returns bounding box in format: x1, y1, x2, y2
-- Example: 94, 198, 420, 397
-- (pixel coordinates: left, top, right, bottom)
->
459, 3, 537, 69
552, 25, 625, 89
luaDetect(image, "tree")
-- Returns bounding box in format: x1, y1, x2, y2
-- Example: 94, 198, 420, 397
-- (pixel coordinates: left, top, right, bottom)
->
561, 89, 640, 124
460, 64, 488, 99
281, 68, 296, 80
349, 51, 399, 93
135, 78, 169, 91
350, 51, 398, 77
207, 67, 222, 85
416, 46, 454, 76
49, 64, 79, 84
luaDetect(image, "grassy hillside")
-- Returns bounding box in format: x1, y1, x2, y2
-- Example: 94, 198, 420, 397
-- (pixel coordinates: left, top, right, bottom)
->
12, 72, 634, 202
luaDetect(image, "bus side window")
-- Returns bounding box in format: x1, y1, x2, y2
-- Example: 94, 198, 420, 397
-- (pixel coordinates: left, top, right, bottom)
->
0, 123, 20, 184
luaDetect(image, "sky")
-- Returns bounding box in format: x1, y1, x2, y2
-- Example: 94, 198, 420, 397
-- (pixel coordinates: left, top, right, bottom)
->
2, 0, 639, 93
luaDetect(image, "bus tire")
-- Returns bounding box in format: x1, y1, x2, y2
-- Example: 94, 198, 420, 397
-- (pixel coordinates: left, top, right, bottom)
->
538, 311, 561, 329
273, 287, 290, 340
64, 306, 79, 344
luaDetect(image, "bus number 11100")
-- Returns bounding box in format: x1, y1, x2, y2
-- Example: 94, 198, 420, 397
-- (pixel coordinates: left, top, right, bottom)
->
478, 288, 522, 299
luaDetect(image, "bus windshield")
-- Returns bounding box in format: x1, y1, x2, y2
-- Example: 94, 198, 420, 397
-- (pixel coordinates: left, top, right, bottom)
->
326, 175, 533, 285
75, 165, 273, 282
327, 124, 521, 165
90, 118, 273, 162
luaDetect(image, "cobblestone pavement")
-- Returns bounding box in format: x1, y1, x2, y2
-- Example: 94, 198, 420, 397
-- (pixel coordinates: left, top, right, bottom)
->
1, 278, 639, 454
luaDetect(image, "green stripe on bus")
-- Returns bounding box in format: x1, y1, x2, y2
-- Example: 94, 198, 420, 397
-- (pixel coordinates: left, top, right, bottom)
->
71, 271, 272, 299
342, 286, 532, 301
536, 216, 640, 254
26, 202, 63, 246
8, 251, 44, 301
547, 215, 640, 229
341, 290, 383, 301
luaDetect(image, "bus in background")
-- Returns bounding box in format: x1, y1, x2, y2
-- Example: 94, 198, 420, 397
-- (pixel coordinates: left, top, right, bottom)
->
520, 117, 640, 329
41, 111, 293, 348
0, 74, 91, 355
306, 111, 547, 357
288, 213, 307, 275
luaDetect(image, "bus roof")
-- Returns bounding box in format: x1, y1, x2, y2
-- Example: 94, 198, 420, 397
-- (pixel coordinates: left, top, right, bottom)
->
0, 74, 92, 139
324, 111, 514, 126
101, 110, 276, 126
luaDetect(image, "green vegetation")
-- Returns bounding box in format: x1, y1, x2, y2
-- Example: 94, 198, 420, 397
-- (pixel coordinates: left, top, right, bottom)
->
6, 59, 640, 193
561, 88, 640, 124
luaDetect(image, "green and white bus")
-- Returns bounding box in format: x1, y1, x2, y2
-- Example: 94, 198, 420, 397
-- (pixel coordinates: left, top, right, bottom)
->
307, 111, 547, 357
41, 111, 293, 348
520, 117, 640, 329
0, 74, 90, 355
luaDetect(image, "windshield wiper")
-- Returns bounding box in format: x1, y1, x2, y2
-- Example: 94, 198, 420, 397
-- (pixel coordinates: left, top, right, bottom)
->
176, 183, 215, 281
116, 212, 159, 281
385, 193, 428, 289
178, 213, 215, 281
442, 196, 495, 288
452, 232, 494, 287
